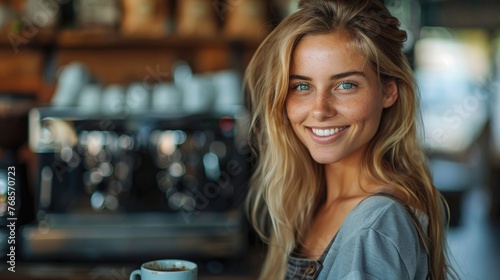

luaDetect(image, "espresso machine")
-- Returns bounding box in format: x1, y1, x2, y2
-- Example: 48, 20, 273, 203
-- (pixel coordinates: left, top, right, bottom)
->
21, 106, 250, 262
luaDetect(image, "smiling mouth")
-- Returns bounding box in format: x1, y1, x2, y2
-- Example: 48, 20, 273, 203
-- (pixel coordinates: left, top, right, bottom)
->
311, 126, 348, 137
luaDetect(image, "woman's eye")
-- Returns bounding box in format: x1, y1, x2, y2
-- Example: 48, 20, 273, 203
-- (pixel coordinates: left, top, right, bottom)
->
294, 83, 310, 91
337, 82, 356, 90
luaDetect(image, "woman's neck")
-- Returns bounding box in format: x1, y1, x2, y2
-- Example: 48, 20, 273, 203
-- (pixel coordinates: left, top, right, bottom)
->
323, 148, 379, 204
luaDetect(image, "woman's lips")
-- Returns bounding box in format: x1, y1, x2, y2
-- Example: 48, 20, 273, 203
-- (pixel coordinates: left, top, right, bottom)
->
308, 126, 349, 144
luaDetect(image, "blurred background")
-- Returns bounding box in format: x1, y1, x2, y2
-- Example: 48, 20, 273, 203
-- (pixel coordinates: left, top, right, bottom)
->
0, 0, 498, 279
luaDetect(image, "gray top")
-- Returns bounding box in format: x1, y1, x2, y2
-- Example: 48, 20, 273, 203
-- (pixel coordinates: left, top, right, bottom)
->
285, 195, 429, 280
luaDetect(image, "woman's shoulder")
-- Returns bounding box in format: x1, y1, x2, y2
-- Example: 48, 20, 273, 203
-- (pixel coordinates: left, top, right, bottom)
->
318, 194, 430, 280
341, 194, 428, 236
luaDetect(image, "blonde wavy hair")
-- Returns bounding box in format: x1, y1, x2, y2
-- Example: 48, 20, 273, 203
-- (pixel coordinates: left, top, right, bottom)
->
244, 0, 455, 279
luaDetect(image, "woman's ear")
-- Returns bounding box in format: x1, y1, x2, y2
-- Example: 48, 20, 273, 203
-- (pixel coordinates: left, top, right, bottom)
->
382, 79, 398, 108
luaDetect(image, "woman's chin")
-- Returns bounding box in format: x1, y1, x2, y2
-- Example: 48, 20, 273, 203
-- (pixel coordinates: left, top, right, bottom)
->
310, 153, 340, 165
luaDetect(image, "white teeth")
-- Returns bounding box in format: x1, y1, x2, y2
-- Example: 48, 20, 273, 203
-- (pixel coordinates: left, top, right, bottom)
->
312, 127, 346, 137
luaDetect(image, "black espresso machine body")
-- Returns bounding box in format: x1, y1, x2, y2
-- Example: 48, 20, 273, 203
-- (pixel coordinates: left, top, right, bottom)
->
21, 107, 250, 261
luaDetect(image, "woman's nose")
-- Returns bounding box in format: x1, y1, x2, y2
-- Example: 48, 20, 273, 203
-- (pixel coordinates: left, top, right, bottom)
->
312, 91, 336, 120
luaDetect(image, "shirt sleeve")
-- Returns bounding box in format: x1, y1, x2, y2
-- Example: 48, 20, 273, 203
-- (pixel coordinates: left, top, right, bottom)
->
330, 227, 411, 280
324, 199, 428, 280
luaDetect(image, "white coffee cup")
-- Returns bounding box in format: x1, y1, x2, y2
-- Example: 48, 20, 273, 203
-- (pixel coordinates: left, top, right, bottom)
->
126, 82, 150, 114
129, 259, 197, 280
78, 84, 102, 113
152, 83, 182, 112
181, 75, 215, 113
52, 62, 90, 107
101, 85, 126, 115
210, 70, 242, 113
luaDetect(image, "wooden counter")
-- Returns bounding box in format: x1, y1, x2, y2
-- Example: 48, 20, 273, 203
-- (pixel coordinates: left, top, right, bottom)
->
0, 245, 264, 280
0, 261, 260, 280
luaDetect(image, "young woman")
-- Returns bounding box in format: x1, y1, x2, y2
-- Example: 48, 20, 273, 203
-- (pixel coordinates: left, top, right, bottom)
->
244, 0, 457, 279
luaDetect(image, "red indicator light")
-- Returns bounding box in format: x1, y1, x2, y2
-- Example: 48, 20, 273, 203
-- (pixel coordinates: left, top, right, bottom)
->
219, 117, 234, 132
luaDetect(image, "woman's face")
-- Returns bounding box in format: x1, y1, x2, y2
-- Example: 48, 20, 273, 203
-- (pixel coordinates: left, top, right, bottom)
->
285, 31, 398, 165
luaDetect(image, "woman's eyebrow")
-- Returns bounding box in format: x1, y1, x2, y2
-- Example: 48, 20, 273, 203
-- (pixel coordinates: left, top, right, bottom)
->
289, 71, 367, 81
329, 71, 367, 80
289, 74, 311, 81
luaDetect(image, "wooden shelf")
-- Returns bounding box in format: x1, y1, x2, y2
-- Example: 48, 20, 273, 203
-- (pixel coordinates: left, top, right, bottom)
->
0, 48, 45, 93
0, 28, 56, 49
0, 27, 263, 98
0, 28, 263, 50
56, 29, 263, 49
